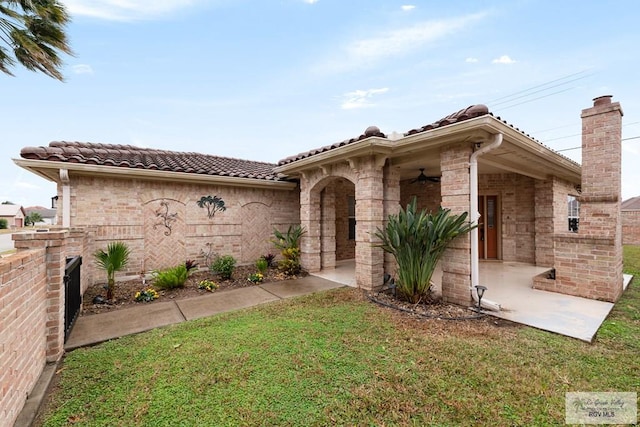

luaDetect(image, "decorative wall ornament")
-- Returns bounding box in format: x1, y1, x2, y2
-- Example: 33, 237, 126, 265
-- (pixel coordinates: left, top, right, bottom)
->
197, 195, 227, 219
153, 200, 177, 236
200, 242, 216, 267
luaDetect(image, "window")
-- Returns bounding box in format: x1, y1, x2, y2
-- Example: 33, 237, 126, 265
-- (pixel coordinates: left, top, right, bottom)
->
568, 195, 579, 232
348, 196, 356, 240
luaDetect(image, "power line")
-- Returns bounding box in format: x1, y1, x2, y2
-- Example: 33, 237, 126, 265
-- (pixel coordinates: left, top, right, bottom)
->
493, 87, 576, 111
554, 136, 639, 152
486, 69, 592, 104
490, 73, 593, 108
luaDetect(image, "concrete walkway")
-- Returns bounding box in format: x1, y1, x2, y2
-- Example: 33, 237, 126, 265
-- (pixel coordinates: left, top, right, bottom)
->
65, 275, 345, 350
15, 276, 344, 427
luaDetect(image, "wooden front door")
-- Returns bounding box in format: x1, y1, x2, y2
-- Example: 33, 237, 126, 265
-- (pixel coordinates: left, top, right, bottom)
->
478, 195, 498, 259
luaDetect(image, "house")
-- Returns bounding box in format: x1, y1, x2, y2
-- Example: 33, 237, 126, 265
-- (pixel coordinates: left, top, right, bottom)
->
14, 95, 625, 306
622, 197, 640, 245
24, 206, 58, 225
0, 204, 26, 228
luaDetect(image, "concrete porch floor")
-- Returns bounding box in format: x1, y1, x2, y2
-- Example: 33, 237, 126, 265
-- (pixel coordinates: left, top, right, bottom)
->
312, 260, 631, 342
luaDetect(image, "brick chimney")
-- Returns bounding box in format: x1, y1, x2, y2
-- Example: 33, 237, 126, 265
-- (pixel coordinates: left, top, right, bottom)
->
579, 95, 623, 237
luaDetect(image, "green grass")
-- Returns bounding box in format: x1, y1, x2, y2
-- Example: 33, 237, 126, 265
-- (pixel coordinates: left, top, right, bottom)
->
38, 250, 640, 426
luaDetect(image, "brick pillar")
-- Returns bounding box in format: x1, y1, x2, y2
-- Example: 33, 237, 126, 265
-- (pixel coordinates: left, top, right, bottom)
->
299, 175, 322, 272
382, 164, 401, 278
440, 143, 473, 306
534, 178, 556, 266
13, 231, 68, 362
355, 157, 385, 290
321, 184, 337, 270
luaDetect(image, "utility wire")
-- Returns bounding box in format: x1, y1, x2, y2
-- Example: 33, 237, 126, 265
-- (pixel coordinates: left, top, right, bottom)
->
486, 69, 591, 104
490, 74, 593, 108
554, 136, 639, 152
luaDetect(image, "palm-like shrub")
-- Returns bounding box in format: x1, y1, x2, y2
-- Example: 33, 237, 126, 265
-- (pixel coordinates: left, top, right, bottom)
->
93, 241, 131, 300
375, 198, 476, 303
153, 264, 188, 289
272, 225, 306, 276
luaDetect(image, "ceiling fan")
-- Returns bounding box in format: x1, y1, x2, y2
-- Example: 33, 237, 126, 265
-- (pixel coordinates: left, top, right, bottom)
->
411, 168, 440, 184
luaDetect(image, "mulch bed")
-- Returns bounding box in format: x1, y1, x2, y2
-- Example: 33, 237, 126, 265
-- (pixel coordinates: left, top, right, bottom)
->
81, 265, 306, 316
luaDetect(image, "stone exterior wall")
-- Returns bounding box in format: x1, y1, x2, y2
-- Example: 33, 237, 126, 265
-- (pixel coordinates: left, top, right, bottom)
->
66, 175, 300, 283
622, 210, 640, 245
399, 179, 440, 212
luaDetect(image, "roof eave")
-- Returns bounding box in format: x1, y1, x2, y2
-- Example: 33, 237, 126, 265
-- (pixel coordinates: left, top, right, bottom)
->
13, 158, 298, 190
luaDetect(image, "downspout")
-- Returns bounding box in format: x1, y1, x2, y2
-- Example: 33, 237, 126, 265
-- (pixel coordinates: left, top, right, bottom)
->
60, 169, 71, 228
470, 133, 503, 311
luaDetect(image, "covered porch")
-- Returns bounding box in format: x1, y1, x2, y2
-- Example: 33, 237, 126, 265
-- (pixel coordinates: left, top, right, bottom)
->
312, 260, 623, 342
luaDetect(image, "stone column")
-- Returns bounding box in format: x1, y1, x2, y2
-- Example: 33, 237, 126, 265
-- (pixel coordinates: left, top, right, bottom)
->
439, 142, 473, 306
355, 157, 385, 290
299, 173, 322, 272
321, 184, 337, 270
382, 163, 401, 279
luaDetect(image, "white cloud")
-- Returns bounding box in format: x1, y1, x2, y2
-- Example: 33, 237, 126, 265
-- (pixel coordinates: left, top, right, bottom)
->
62, 0, 204, 21
492, 55, 516, 64
15, 181, 41, 190
465, 57, 479, 63
347, 14, 485, 64
340, 88, 389, 110
303, 0, 318, 3
72, 64, 94, 74
401, 5, 415, 11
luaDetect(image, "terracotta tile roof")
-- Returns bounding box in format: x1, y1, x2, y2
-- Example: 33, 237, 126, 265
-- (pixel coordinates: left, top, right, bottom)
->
20, 141, 282, 181
404, 104, 490, 135
278, 105, 490, 166
278, 125, 386, 166
622, 196, 640, 210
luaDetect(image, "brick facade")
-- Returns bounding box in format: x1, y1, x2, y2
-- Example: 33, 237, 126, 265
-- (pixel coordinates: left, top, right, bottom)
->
67, 175, 300, 283
533, 96, 624, 302
1, 229, 89, 426
622, 210, 640, 245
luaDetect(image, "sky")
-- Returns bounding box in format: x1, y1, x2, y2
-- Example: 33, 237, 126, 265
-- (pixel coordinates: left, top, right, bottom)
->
2, 0, 639, 208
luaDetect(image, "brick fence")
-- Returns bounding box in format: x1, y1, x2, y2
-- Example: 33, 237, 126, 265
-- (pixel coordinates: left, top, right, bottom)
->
0, 229, 87, 427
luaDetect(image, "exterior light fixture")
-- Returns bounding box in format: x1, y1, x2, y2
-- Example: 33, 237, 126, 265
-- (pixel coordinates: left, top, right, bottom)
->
475, 285, 487, 312
51, 195, 58, 209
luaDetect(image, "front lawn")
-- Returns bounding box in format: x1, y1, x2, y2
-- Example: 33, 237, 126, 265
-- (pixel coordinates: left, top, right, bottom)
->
37, 251, 640, 426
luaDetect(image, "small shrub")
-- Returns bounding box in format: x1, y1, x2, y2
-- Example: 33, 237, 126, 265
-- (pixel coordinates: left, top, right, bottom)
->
255, 258, 268, 274
272, 225, 305, 277
153, 264, 188, 289
248, 272, 263, 284
135, 288, 158, 302
198, 279, 219, 292
210, 255, 236, 280
0, 218, 7, 229
261, 253, 276, 268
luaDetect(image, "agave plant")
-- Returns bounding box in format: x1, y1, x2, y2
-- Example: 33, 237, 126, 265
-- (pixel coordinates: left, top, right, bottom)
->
375, 198, 476, 303
93, 241, 131, 300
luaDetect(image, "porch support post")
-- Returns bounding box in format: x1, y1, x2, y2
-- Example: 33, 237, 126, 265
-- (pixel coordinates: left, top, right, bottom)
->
534, 177, 558, 266
355, 157, 385, 290
299, 176, 322, 272
439, 142, 473, 306
382, 163, 401, 279
321, 185, 336, 270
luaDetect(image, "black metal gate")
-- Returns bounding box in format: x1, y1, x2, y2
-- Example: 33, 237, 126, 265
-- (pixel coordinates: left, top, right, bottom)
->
64, 256, 82, 342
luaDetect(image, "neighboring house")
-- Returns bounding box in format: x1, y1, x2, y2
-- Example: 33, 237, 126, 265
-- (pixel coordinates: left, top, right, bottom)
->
622, 196, 640, 245
24, 206, 58, 225
0, 204, 26, 228
14, 95, 625, 306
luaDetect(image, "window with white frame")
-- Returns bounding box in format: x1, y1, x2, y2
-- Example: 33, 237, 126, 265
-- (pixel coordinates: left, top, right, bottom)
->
568, 195, 579, 232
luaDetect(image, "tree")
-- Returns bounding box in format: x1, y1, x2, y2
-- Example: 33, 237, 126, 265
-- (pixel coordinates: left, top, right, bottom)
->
375, 198, 476, 304
94, 241, 131, 300
0, 0, 73, 81
0, 218, 7, 229
25, 211, 43, 225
